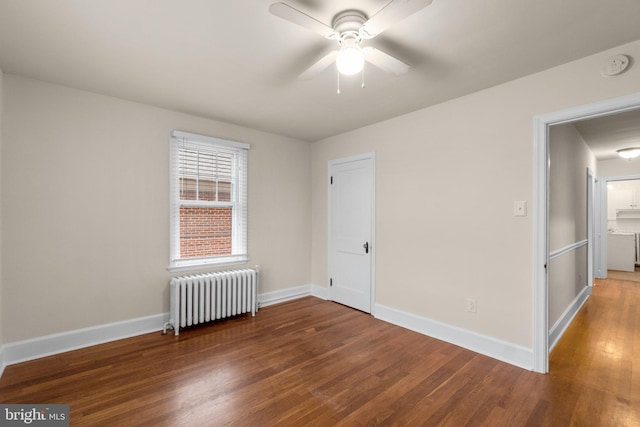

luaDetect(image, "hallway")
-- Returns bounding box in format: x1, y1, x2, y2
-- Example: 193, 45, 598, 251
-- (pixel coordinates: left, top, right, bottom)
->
549, 277, 640, 425
607, 267, 640, 283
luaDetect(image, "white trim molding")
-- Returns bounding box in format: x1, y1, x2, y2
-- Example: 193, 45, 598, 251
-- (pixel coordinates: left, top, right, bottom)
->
534, 92, 640, 374
549, 239, 588, 260
258, 284, 329, 308
0, 347, 5, 378
549, 286, 591, 352
2, 313, 169, 371
310, 285, 329, 300
1, 288, 534, 379
1, 285, 324, 376
598, 174, 640, 278
374, 304, 533, 370
258, 285, 316, 308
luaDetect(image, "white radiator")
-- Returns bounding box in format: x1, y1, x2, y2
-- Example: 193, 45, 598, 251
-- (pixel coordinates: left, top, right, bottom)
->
636, 233, 640, 265
164, 267, 259, 336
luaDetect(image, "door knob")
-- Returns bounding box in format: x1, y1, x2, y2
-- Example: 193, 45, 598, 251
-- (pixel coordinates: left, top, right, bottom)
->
363, 242, 369, 254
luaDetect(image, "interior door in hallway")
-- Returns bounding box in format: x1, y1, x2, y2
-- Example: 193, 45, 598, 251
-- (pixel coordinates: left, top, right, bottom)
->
328, 153, 375, 313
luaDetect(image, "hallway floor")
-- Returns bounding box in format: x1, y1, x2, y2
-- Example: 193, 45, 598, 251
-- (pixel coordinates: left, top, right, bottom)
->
606, 267, 640, 282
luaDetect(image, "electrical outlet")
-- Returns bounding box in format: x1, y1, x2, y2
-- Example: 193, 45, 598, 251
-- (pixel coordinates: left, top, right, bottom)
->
466, 298, 477, 313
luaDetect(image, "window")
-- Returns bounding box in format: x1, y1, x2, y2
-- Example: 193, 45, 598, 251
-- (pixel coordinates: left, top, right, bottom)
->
169, 130, 249, 270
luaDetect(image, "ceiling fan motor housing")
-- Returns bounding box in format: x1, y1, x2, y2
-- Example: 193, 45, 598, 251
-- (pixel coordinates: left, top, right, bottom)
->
332, 10, 368, 44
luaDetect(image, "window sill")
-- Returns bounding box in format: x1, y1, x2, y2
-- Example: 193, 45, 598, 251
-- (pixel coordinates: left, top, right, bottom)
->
167, 256, 249, 273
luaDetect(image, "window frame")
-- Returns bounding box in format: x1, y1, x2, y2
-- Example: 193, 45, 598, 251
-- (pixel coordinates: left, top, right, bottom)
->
168, 130, 249, 272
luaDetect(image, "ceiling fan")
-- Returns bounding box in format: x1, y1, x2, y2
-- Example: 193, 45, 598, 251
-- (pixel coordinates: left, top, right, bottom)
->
269, 0, 433, 82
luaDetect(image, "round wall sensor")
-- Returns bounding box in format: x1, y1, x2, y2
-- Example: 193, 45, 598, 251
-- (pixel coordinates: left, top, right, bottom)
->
601, 54, 630, 77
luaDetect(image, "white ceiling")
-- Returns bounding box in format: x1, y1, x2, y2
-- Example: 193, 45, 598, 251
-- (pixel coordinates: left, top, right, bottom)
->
0, 0, 639, 143
573, 109, 640, 160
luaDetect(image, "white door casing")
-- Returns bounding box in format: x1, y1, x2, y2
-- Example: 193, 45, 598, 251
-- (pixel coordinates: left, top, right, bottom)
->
587, 167, 596, 286
328, 153, 375, 313
534, 93, 640, 373
599, 174, 640, 278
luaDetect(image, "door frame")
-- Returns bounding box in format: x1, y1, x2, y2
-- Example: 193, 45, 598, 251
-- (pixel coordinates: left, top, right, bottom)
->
598, 174, 640, 278
587, 167, 596, 289
328, 152, 376, 314
594, 176, 604, 279
533, 92, 640, 373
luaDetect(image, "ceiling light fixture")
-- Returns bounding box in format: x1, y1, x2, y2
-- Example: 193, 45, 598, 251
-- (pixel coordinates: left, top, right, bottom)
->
616, 147, 640, 159
336, 35, 365, 75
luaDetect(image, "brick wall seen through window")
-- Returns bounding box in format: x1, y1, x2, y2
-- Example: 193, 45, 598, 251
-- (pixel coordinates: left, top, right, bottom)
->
179, 177, 232, 258
179, 206, 232, 258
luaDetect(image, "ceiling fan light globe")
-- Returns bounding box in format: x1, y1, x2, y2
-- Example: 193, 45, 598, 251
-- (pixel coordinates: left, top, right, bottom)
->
336, 46, 364, 75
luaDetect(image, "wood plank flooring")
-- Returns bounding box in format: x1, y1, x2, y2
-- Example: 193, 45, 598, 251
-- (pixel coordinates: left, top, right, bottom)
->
606, 267, 640, 283
0, 280, 638, 426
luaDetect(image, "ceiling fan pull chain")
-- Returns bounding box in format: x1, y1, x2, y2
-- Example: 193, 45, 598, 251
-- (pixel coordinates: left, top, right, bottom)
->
361, 64, 365, 89
337, 68, 341, 94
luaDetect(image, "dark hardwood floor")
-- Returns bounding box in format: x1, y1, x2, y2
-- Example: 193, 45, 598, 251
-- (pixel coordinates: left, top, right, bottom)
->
0, 280, 638, 426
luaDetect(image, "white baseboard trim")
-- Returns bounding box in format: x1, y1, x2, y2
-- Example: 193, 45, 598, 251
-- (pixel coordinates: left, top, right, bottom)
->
2, 313, 170, 371
0, 346, 5, 378
549, 286, 591, 352
258, 285, 314, 308
1, 285, 536, 378
2, 285, 320, 374
374, 304, 534, 371
310, 285, 329, 300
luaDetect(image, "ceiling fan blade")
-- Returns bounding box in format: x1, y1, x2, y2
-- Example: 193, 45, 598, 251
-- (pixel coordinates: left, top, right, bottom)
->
299, 50, 338, 79
361, 0, 434, 38
363, 47, 410, 75
269, 2, 336, 38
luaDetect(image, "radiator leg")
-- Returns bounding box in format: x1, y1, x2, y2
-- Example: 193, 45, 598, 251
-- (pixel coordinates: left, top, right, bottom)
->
162, 322, 175, 335
254, 264, 260, 315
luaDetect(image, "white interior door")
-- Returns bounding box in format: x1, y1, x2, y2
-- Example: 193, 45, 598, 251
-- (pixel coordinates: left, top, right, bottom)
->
328, 153, 374, 313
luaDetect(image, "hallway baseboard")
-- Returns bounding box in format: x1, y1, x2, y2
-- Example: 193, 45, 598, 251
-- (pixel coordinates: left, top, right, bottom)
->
548, 285, 591, 352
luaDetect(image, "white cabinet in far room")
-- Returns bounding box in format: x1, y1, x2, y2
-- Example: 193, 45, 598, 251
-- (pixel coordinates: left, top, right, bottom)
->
608, 180, 640, 220
616, 188, 637, 210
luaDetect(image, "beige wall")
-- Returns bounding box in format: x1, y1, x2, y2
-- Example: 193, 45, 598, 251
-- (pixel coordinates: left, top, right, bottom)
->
549, 124, 596, 251
0, 67, 3, 347
548, 123, 596, 328
598, 157, 640, 177
311, 40, 640, 348
1, 75, 311, 343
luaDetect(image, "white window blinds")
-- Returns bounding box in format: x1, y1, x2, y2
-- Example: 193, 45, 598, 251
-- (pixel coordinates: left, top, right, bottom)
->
169, 130, 249, 270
